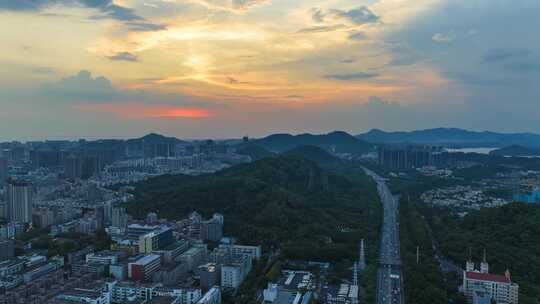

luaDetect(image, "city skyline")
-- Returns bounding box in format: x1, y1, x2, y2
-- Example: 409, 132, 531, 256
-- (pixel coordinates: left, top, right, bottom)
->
2, 0, 540, 140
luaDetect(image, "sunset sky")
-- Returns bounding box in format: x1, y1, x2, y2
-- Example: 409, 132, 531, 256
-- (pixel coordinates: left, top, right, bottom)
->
1, 0, 540, 140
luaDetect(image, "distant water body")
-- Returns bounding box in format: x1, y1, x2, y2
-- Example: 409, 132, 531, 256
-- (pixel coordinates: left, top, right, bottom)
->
445, 148, 497, 155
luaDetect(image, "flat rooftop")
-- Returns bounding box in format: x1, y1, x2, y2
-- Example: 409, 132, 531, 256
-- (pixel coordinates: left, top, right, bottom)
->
147, 296, 179, 304
132, 254, 161, 265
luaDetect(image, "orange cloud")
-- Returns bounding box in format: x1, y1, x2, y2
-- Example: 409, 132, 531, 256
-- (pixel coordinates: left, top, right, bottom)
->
74, 103, 213, 119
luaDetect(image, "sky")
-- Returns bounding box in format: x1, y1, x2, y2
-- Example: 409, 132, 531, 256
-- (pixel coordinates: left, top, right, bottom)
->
1, 0, 540, 140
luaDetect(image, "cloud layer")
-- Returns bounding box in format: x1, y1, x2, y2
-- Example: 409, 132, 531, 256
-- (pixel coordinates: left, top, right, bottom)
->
1, 0, 540, 140
0, 0, 142, 20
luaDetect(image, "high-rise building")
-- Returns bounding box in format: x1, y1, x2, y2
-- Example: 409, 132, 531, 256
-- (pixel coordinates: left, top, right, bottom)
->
29, 149, 63, 169
7, 180, 34, 224
0, 156, 8, 186
82, 155, 101, 179
0, 239, 15, 262
378, 145, 451, 170
358, 239, 366, 271
32, 208, 55, 228
112, 207, 128, 229
65, 156, 83, 179
201, 214, 224, 242
65, 154, 102, 180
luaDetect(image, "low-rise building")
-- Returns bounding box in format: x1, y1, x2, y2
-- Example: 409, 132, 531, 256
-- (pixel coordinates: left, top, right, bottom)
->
263, 270, 316, 304
129, 254, 162, 282
179, 244, 207, 272
0, 259, 25, 277
198, 263, 220, 291
107, 280, 157, 303
86, 250, 126, 265
22, 256, 64, 283
153, 240, 190, 264
55, 287, 111, 304
139, 227, 174, 254
325, 284, 358, 304
221, 244, 261, 260
153, 287, 202, 304
71, 262, 109, 277
196, 287, 221, 304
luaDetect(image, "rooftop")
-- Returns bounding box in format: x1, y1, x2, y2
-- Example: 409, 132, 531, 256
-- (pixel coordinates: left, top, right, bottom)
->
147, 296, 179, 304
466, 271, 510, 283
279, 271, 313, 291
58, 289, 103, 299
132, 254, 161, 266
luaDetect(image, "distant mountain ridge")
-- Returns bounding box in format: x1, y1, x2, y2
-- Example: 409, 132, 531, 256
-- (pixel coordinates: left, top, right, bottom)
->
126, 133, 187, 145
243, 131, 374, 154
357, 128, 540, 148
490, 145, 540, 157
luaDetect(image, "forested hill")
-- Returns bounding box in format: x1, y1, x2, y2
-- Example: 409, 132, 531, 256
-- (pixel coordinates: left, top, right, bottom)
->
241, 131, 374, 154
126, 155, 381, 262
358, 128, 540, 148
431, 203, 540, 303
282, 145, 342, 166
235, 145, 275, 161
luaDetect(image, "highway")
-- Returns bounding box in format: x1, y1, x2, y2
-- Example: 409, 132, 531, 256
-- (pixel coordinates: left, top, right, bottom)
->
364, 168, 404, 304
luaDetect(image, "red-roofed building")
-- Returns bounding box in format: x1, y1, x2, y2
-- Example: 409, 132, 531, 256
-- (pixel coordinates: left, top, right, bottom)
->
461, 259, 519, 304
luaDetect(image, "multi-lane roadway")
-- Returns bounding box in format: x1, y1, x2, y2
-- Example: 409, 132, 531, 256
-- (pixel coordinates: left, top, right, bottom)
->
364, 169, 404, 304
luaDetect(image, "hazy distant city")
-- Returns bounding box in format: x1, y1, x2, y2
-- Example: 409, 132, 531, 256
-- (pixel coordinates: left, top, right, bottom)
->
2, 0, 540, 304
0, 128, 539, 304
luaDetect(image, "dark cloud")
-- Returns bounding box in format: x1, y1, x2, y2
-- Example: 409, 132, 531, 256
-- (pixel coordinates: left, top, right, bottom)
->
195, 0, 269, 11
382, 0, 540, 132
0, 0, 143, 21
0, 0, 53, 11
127, 22, 167, 32
443, 71, 512, 86
349, 31, 367, 41
87, 3, 142, 21
311, 6, 379, 26
333, 6, 379, 25
311, 8, 325, 23
297, 24, 346, 34
36, 70, 219, 108
325, 72, 378, 80
226, 77, 251, 85
231, 0, 269, 10
108, 52, 138, 62
503, 61, 540, 73
483, 49, 531, 63
40, 70, 116, 101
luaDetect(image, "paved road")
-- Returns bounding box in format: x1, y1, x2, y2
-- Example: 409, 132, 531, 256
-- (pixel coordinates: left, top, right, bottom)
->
364, 169, 404, 304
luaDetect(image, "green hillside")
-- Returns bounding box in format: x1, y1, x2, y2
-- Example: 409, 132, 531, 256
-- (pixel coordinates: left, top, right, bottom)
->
431, 203, 540, 304
282, 145, 342, 166
126, 155, 381, 262
235, 145, 275, 161
243, 131, 374, 154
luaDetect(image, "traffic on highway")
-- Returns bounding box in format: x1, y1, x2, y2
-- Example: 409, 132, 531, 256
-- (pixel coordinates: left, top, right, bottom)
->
364, 168, 404, 304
